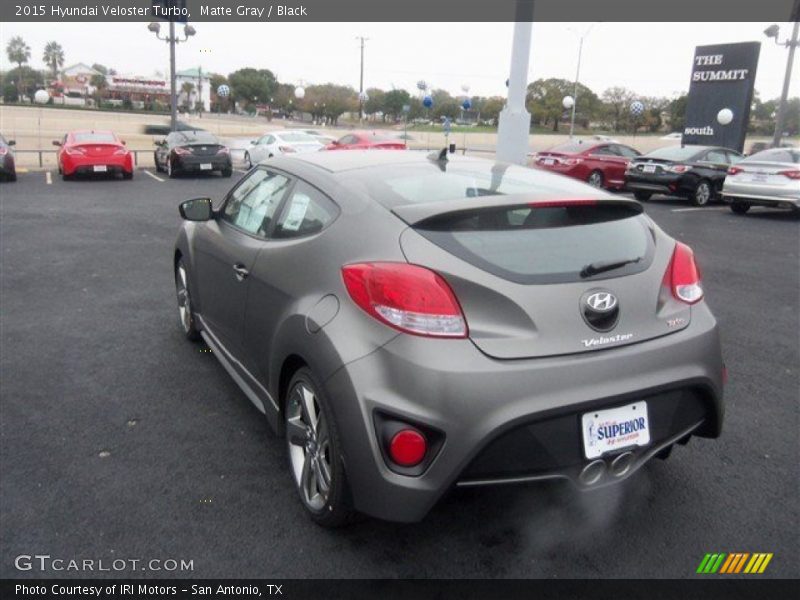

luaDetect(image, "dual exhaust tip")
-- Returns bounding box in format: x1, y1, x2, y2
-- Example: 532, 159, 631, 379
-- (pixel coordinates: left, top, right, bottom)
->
579, 451, 635, 486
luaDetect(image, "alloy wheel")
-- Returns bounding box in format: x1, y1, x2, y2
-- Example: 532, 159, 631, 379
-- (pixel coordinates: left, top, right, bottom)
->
695, 182, 711, 206
245, 152, 252, 169
588, 171, 603, 188
286, 382, 333, 511
176, 265, 192, 333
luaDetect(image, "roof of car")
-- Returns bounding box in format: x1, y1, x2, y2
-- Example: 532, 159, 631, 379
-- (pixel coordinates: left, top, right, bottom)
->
281, 149, 489, 173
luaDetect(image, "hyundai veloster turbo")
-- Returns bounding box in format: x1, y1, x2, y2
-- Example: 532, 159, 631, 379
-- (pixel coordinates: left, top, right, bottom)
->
173, 151, 724, 526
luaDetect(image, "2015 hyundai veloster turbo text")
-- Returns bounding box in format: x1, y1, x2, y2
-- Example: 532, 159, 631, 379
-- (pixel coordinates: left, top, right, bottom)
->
173, 151, 725, 526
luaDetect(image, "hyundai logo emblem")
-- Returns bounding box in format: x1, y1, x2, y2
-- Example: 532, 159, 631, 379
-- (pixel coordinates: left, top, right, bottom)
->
586, 291, 618, 313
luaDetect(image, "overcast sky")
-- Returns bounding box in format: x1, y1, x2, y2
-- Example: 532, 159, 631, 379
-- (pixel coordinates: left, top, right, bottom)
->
1, 22, 796, 100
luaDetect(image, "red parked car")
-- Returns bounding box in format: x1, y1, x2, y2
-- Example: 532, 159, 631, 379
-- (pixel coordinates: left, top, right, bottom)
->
54, 130, 133, 180
325, 131, 406, 151
531, 140, 641, 190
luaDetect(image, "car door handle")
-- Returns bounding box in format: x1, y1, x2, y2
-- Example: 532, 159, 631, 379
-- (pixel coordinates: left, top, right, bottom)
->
232, 263, 249, 281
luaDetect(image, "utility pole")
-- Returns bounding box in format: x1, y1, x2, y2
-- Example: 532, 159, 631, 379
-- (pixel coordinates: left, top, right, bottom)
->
770, 21, 799, 148
496, 3, 534, 164
568, 24, 596, 139
356, 36, 368, 122
169, 20, 177, 130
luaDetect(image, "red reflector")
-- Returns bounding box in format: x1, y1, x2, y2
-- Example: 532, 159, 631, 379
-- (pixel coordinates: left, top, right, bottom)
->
668, 242, 704, 304
389, 429, 427, 467
528, 199, 598, 208
341, 262, 467, 337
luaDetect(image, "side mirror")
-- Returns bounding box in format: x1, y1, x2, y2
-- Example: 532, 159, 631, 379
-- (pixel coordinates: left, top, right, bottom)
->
8, 140, 16, 146
179, 197, 213, 222
330, 140, 340, 146
121, 140, 127, 145
154, 140, 164, 147
52, 140, 62, 147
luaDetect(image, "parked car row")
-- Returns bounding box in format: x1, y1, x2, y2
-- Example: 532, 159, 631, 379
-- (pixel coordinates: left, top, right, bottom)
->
531, 140, 799, 214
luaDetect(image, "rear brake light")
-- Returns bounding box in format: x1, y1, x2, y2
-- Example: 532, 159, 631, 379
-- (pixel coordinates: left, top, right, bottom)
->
388, 429, 427, 467
669, 164, 690, 173
727, 166, 743, 175
173, 146, 192, 155
562, 158, 583, 166
113, 147, 128, 155
778, 169, 800, 180
278, 146, 296, 154
341, 262, 467, 338
667, 242, 703, 304
217, 146, 230, 155
528, 199, 598, 208
64, 146, 86, 155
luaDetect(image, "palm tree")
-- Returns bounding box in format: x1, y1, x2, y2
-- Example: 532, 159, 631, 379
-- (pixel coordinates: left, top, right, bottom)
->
181, 81, 195, 110
90, 73, 107, 108
6, 36, 30, 98
42, 41, 65, 79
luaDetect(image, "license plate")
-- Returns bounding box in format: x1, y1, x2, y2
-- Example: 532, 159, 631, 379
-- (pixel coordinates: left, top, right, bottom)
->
643, 164, 657, 173
751, 172, 768, 182
581, 401, 650, 459
93, 165, 107, 173
200, 163, 213, 170
542, 158, 555, 166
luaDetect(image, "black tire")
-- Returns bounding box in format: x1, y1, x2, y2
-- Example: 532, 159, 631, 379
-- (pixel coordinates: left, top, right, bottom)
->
221, 167, 232, 178
154, 152, 163, 172
244, 151, 252, 169
62, 171, 71, 181
7, 170, 16, 182
634, 191, 652, 202
167, 157, 179, 178
285, 367, 355, 528
692, 180, 713, 206
122, 170, 133, 180
655, 445, 673, 460
730, 201, 751, 215
587, 170, 604, 188
175, 258, 201, 341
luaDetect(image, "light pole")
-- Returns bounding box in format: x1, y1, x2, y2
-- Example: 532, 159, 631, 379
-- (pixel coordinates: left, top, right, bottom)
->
148, 21, 196, 132
497, 17, 533, 164
764, 22, 800, 147
356, 36, 369, 122
567, 23, 596, 139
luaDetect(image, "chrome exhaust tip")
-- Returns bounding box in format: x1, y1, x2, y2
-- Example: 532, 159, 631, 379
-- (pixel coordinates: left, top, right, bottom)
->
610, 451, 635, 477
579, 459, 607, 485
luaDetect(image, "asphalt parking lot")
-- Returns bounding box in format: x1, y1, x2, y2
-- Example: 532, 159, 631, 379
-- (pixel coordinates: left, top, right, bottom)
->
1, 166, 798, 579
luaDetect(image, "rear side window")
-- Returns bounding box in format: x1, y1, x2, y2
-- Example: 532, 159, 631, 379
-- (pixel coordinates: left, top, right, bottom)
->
745, 148, 798, 164
222, 168, 291, 237
416, 204, 653, 284
273, 181, 339, 239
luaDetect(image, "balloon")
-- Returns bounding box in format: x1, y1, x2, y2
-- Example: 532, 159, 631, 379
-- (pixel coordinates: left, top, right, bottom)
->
216, 84, 230, 97
562, 96, 574, 110
294, 86, 305, 99
462, 98, 472, 110
34, 89, 50, 104
630, 100, 645, 116
717, 108, 734, 125
422, 95, 433, 108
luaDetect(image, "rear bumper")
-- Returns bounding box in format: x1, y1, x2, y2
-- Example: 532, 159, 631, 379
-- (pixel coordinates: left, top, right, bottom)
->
174, 155, 231, 172
62, 154, 132, 175
324, 304, 724, 523
722, 191, 800, 209
625, 173, 688, 195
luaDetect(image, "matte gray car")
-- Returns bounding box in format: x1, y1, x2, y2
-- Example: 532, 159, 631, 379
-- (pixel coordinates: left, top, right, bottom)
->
173, 151, 725, 526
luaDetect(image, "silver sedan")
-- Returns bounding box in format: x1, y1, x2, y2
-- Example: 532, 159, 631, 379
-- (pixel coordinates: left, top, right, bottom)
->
722, 147, 800, 214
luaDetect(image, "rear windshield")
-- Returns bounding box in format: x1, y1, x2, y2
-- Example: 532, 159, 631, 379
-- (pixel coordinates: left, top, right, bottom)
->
73, 132, 116, 143
416, 205, 653, 284
546, 141, 590, 153
743, 148, 799, 164
644, 146, 704, 161
174, 131, 218, 145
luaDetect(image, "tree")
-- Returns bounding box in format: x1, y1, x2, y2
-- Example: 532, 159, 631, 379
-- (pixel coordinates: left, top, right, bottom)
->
6, 36, 30, 98
301, 83, 357, 125
42, 41, 65, 78
227, 68, 277, 106
382, 89, 411, 121
479, 96, 505, 126
90, 73, 106, 107
181, 81, 195, 110
601, 87, 637, 132
527, 78, 576, 131
667, 93, 688, 132
363, 87, 386, 120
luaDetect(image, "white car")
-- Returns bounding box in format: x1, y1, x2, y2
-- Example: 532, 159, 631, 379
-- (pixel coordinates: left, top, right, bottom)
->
244, 131, 324, 167
297, 129, 337, 145
722, 147, 800, 215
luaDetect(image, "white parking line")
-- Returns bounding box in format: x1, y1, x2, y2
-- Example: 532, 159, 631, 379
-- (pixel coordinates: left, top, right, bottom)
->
45, 172, 52, 185
671, 207, 728, 212
142, 170, 165, 182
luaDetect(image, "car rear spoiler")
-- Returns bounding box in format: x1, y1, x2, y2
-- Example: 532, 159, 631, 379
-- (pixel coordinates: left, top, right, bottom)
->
391, 193, 643, 227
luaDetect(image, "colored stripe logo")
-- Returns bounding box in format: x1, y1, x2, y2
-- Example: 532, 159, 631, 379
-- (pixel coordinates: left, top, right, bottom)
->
697, 553, 773, 574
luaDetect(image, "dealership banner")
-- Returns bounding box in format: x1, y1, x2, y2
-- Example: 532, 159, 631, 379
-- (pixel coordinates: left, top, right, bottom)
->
682, 42, 761, 153
2, 0, 799, 22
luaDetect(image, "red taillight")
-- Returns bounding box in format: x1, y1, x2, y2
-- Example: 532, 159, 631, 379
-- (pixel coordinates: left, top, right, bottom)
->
667, 242, 703, 305
388, 429, 427, 467
217, 146, 230, 155
727, 166, 743, 175
278, 145, 297, 154
778, 169, 800, 180
0, 147, 7, 156
341, 262, 467, 338
528, 199, 598, 208
562, 158, 583, 166
173, 146, 192, 155
113, 146, 128, 155
669, 164, 690, 173
64, 146, 86, 156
